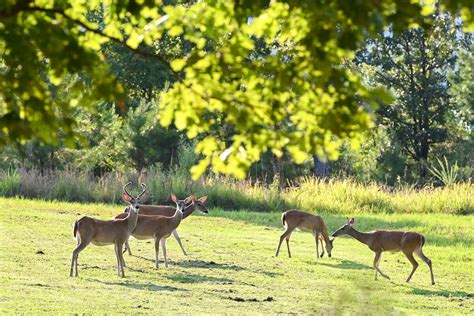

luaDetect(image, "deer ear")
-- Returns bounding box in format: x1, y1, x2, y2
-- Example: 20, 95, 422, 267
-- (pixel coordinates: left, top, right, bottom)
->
170, 194, 177, 203
122, 193, 132, 202
349, 218, 355, 225
198, 195, 208, 203
140, 193, 150, 203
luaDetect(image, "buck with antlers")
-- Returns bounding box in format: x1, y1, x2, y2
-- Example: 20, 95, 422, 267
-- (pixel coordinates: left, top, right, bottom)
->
115, 195, 209, 256
331, 218, 435, 285
114, 194, 190, 269
275, 210, 334, 258
70, 183, 149, 277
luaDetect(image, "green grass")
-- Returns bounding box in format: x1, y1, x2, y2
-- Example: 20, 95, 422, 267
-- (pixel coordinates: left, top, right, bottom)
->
0, 197, 473, 314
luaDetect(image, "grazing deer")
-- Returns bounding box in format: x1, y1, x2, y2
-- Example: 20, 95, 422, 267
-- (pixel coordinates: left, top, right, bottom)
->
275, 210, 334, 258
69, 183, 149, 277
116, 195, 209, 256
331, 218, 435, 285
115, 195, 191, 269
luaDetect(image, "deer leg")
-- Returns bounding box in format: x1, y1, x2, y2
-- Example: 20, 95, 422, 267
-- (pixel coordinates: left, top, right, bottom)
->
415, 247, 435, 285
404, 250, 419, 283
275, 228, 293, 257
373, 251, 390, 280
314, 231, 320, 258
154, 237, 160, 269
285, 234, 292, 258
117, 242, 126, 277
70, 240, 88, 277
119, 242, 127, 268
319, 235, 325, 258
172, 229, 187, 256
161, 238, 168, 268
114, 243, 122, 277
123, 239, 132, 256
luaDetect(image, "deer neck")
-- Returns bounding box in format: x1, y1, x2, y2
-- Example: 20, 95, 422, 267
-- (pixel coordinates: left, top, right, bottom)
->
126, 207, 139, 232
170, 206, 183, 227
320, 229, 331, 245
182, 204, 196, 220
347, 226, 372, 246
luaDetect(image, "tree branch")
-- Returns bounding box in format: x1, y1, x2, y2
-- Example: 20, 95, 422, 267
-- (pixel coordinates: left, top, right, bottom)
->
18, 6, 181, 80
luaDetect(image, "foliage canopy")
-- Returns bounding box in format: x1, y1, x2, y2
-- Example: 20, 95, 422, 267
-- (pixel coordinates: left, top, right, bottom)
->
0, 0, 472, 178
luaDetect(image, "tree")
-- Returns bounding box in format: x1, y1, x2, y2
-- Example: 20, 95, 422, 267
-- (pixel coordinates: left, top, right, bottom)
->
1, 0, 472, 178
124, 100, 181, 172
356, 14, 471, 180
446, 45, 474, 173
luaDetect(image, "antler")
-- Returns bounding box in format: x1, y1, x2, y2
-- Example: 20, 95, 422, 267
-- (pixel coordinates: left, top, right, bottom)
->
123, 182, 132, 197
138, 183, 147, 199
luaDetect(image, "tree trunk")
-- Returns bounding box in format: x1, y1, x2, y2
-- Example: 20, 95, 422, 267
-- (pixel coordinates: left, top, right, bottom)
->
270, 154, 283, 187
313, 155, 329, 179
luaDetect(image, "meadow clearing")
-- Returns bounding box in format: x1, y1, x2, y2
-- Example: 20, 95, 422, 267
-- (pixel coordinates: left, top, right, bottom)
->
0, 196, 472, 314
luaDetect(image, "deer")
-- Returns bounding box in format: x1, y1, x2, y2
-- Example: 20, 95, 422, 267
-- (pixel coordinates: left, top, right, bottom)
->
275, 210, 334, 258
115, 195, 209, 256
114, 194, 191, 269
69, 183, 149, 278
331, 218, 435, 285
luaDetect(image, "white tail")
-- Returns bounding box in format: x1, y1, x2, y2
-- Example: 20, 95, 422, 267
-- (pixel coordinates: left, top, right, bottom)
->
115, 195, 209, 256
331, 218, 435, 285
69, 183, 149, 277
275, 210, 333, 258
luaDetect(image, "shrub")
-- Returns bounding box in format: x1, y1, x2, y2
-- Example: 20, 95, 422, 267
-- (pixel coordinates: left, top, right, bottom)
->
0, 168, 20, 197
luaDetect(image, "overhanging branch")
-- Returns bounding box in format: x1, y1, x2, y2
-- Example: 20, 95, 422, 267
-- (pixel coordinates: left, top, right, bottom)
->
14, 5, 181, 80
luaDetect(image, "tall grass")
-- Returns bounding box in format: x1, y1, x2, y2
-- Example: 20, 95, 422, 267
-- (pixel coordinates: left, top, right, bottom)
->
0, 167, 472, 214
0, 168, 20, 197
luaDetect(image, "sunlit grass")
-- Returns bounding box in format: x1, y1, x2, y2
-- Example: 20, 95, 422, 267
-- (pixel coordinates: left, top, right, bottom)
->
0, 198, 472, 314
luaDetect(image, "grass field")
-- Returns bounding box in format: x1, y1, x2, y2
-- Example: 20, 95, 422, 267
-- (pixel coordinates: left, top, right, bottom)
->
0, 197, 473, 314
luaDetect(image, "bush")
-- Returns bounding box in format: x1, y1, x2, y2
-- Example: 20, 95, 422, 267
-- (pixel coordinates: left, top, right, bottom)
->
0, 168, 20, 197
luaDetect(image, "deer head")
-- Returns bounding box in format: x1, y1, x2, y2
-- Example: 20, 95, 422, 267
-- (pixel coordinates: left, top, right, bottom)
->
171, 194, 192, 212
331, 217, 355, 237
122, 182, 149, 212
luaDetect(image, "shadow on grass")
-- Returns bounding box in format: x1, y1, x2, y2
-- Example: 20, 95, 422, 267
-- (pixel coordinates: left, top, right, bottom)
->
411, 288, 473, 299
128, 254, 154, 263
174, 259, 246, 271
316, 259, 371, 270
165, 273, 234, 284
88, 279, 185, 292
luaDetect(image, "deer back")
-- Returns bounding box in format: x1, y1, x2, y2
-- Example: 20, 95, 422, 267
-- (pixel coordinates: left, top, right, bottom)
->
284, 210, 326, 232
371, 230, 423, 252
131, 213, 182, 239
76, 216, 131, 245
139, 205, 176, 216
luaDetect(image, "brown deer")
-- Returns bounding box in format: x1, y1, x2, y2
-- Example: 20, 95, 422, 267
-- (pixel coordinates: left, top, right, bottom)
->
116, 195, 209, 256
69, 183, 149, 277
331, 218, 435, 285
114, 194, 191, 269
275, 210, 334, 258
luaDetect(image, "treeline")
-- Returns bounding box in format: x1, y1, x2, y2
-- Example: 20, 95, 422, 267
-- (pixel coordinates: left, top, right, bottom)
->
0, 12, 472, 187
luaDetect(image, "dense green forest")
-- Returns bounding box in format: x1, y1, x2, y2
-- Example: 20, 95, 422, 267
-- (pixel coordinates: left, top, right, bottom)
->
0, 1, 472, 200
